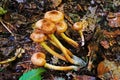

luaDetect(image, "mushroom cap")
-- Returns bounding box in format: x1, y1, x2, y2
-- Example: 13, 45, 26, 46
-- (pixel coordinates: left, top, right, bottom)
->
73, 20, 88, 31
34, 19, 56, 34
34, 19, 43, 29
44, 10, 64, 23
73, 22, 83, 31
31, 52, 46, 66
56, 20, 68, 34
30, 32, 47, 43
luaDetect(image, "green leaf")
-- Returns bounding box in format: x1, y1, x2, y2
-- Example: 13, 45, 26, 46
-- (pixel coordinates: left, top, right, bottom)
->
0, 7, 7, 15
19, 68, 46, 80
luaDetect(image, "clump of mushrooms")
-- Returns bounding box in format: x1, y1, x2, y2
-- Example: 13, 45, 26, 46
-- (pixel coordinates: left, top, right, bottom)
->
34, 18, 86, 66
44, 10, 79, 48
33, 18, 78, 64
31, 52, 78, 71
73, 20, 88, 46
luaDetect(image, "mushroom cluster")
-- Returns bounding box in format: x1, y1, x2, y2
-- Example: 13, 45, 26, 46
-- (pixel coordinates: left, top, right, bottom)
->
30, 10, 87, 71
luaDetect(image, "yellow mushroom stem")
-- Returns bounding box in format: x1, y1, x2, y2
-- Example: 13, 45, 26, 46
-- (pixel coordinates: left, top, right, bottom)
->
30, 32, 67, 61
73, 20, 88, 46
48, 34, 77, 64
56, 21, 79, 48
50, 40, 86, 67
50, 40, 73, 56
31, 52, 78, 71
44, 63, 78, 71
78, 30, 85, 46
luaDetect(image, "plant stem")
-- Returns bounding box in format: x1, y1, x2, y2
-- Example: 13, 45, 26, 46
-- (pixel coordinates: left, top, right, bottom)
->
0, 19, 14, 36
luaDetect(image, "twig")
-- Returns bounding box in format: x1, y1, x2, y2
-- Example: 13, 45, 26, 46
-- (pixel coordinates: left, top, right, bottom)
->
0, 48, 25, 64
0, 19, 14, 36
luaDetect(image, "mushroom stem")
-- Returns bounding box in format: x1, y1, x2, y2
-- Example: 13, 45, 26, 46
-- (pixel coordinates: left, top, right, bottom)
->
40, 42, 67, 61
56, 20, 79, 48
44, 63, 78, 71
78, 30, 85, 46
48, 34, 75, 64
50, 39, 86, 67
50, 40, 73, 56
60, 33, 79, 48
73, 20, 88, 46
31, 52, 78, 71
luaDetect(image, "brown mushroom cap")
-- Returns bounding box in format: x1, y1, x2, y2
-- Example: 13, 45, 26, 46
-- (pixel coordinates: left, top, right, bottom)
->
34, 19, 56, 34
56, 20, 68, 34
30, 32, 47, 43
73, 22, 83, 31
31, 52, 46, 66
44, 10, 64, 23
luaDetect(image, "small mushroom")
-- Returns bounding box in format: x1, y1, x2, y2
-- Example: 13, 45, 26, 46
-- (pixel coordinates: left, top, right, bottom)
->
73, 20, 88, 46
31, 52, 78, 71
56, 20, 79, 48
30, 32, 66, 61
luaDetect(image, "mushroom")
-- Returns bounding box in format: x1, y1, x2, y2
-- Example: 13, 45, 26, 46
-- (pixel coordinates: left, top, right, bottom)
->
30, 32, 66, 61
56, 20, 79, 48
73, 20, 88, 46
44, 10, 79, 48
44, 10, 64, 23
31, 52, 78, 71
